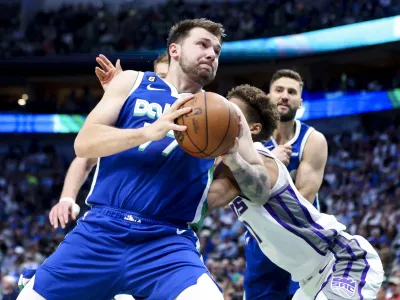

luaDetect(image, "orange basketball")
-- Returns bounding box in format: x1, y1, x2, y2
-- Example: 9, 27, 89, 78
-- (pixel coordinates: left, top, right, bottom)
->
174, 92, 240, 158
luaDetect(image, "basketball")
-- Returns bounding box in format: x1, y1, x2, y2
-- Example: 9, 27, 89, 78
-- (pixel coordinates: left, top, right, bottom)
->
174, 92, 240, 158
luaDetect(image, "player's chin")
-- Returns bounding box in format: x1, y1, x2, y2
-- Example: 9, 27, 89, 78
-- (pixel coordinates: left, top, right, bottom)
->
279, 112, 296, 122
195, 71, 215, 85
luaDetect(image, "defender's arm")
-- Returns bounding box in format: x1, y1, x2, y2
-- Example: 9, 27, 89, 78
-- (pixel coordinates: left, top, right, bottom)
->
295, 130, 328, 203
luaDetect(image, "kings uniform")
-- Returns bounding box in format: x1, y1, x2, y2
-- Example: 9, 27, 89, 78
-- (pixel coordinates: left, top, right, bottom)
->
244, 120, 317, 299
33, 72, 216, 300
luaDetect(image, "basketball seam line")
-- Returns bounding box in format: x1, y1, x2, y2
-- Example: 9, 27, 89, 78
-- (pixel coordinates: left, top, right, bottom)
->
206, 100, 233, 157
180, 93, 208, 155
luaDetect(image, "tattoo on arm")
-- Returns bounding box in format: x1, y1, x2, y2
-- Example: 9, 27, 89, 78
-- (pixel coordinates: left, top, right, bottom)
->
230, 161, 269, 204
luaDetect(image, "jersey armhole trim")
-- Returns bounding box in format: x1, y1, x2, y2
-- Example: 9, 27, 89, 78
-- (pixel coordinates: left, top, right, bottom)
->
299, 127, 314, 162
127, 71, 144, 97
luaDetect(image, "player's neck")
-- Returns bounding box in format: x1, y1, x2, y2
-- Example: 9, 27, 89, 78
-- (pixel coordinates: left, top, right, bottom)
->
273, 119, 296, 144
164, 65, 203, 94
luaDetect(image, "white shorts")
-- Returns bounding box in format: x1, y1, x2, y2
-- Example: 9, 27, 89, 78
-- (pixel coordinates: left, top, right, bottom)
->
293, 233, 384, 300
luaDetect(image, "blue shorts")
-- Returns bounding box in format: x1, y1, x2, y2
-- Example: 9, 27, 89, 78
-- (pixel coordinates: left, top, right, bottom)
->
34, 206, 217, 300
244, 234, 299, 299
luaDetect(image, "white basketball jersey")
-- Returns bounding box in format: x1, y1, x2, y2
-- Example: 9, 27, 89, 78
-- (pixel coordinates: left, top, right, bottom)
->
229, 142, 346, 281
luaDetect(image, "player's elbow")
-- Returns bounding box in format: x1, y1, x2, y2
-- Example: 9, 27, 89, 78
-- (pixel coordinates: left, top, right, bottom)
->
74, 132, 92, 158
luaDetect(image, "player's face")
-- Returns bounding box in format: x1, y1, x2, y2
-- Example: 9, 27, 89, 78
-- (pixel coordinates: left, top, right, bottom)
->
154, 62, 168, 79
269, 77, 302, 122
179, 28, 221, 86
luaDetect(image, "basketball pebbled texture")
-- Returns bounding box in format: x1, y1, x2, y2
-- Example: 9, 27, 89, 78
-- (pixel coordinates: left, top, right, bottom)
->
174, 92, 240, 158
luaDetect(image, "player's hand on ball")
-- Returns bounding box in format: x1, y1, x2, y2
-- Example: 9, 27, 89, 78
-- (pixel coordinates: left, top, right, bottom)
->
95, 54, 123, 91
145, 95, 194, 141
271, 144, 292, 166
220, 115, 243, 163
49, 199, 81, 229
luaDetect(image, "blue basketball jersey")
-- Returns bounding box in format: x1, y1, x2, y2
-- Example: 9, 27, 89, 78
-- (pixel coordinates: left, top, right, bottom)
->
85, 72, 214, 227
262, 120, 313, 181
261, 120, 319, 209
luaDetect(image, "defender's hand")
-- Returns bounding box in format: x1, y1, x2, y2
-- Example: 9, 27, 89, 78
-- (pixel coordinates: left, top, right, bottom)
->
271, 144, 292, 166
95, 54, 123, 91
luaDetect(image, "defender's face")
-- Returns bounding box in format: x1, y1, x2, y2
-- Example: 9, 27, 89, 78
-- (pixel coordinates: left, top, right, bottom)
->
179, 28, 221, 85
154, 62, 168, 79
269, 77, 302, 122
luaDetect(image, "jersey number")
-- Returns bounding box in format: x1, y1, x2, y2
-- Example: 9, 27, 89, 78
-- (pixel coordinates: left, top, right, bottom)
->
138, 122, 179, 156
230, 197, 263, 244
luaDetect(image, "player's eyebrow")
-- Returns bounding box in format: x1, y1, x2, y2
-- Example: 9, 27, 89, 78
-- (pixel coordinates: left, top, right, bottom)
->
200, 38, 221, 53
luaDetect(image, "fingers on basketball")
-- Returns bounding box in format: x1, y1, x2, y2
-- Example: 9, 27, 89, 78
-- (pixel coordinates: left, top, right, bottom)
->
170, 107, 192, 120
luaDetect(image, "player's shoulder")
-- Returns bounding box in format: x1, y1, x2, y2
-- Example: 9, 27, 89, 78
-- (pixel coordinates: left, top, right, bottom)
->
303, 129, 328, 159
108, 70, 140, 89
298, 121, 326, 145
308, 129, 326, 145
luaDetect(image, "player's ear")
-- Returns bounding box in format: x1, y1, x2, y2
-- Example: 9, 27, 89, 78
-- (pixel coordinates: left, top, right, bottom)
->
249, 123, 262, 137
169, 43, 180, 62
299, 98, 303, 107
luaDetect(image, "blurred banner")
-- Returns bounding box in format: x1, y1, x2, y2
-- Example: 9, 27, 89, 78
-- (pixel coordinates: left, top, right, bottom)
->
296, 88, 400, 120
0, 114, 85, 133
222, 15, 400, 61
1, 89, 400, 133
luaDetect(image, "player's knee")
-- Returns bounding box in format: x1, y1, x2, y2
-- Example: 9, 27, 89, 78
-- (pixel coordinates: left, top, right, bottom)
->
17, 275, 47, 300
175, 273, 223, 300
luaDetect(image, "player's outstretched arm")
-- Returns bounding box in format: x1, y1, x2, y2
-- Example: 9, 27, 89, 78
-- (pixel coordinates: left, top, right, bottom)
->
49, 157, 97, 229
221, 104, 271, 205
74, 70, 193, 158
295, 130, 328, 203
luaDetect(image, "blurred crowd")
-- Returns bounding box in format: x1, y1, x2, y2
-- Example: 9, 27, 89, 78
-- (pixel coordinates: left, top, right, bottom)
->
0, 123, 399, 299
1, 0, 400, 58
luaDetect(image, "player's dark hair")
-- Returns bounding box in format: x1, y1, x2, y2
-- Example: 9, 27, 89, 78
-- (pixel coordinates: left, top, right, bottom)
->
227, 84, 279, 142
167, 18, 225, 64
270, 69, 304, 90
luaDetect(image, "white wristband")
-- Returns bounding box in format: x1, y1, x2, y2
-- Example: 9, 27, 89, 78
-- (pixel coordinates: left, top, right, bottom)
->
59, 197, 76, 204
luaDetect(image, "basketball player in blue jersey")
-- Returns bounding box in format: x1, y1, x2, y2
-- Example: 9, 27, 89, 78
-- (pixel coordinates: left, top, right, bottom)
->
18, 19, 269, 300
243, 69, 328, 300
49, 53, 169, 230
19, 55, 168, 300
208, 84, 383, 300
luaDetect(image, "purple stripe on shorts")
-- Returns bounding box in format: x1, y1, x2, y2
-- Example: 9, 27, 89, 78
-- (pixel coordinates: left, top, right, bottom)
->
353, 238, 370, 300
264, 203, 327, 256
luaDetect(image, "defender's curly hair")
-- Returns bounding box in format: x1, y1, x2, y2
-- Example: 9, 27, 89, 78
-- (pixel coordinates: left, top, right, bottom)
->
227, 84, 279, 142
